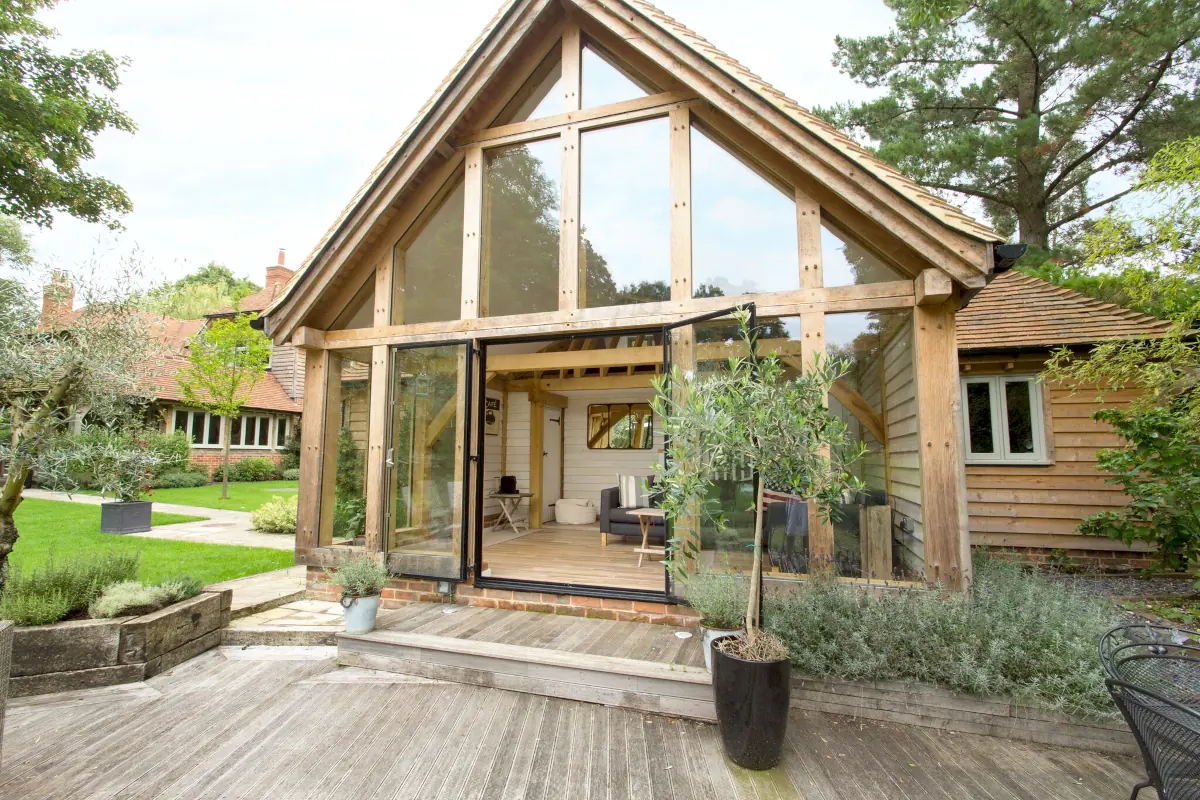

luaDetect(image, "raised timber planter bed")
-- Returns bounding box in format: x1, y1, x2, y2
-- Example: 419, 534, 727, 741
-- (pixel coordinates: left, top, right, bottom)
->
9, 589, 232, 697
792, 675, 1136, 756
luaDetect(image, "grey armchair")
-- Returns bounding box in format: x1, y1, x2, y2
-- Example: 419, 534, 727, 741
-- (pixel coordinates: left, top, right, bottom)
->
599, 486, 665, 544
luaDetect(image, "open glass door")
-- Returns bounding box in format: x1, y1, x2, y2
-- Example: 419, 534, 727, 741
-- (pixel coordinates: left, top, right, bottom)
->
384, 340, 474, 580
661, 304, 757, 600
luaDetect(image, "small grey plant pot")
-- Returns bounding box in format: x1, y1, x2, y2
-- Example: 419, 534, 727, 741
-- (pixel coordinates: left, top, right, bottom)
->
342, 593, 381, 634
701, 624, 744, 672
100, 500, 153, 534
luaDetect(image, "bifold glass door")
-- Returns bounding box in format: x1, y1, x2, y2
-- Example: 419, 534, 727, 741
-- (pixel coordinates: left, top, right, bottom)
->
384, 341, 473, 580
661, 304, 757, 598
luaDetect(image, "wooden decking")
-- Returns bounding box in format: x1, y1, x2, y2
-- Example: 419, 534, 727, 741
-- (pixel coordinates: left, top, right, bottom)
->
2, 646, 1142, 799
484, 523, 666, 591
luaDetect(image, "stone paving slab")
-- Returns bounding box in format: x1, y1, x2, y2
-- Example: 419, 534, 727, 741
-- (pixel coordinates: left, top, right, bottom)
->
207, 566, 307, 616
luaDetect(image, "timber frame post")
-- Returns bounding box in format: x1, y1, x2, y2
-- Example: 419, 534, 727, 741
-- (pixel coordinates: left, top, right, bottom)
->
912, 299, 968, 589
296, 347, 342, 554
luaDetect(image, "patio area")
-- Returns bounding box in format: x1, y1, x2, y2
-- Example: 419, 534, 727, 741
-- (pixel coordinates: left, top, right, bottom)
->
1, 645, 1143, 799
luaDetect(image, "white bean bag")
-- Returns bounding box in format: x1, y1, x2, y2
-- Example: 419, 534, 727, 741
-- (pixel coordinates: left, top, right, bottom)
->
555, 498, 597, 525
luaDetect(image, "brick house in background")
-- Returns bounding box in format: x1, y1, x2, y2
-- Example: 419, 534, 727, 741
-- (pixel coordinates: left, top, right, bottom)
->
38, 255, 304, 478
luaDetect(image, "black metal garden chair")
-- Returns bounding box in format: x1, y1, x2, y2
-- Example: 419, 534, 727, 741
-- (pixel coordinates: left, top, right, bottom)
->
1101, 624, 1200, 799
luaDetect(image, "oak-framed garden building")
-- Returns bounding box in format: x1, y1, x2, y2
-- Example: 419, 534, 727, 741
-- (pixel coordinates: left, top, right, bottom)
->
263, 0, 1010, 613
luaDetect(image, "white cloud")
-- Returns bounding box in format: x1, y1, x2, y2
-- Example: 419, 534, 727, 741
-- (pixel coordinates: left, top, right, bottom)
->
27, 0, 895, 288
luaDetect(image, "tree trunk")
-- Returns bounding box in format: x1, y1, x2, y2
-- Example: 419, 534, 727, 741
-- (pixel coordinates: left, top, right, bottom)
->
1012, 50, 1051, 251
221, 416, 231, 500
0, 470, 27, 594
744, 475, 766, 643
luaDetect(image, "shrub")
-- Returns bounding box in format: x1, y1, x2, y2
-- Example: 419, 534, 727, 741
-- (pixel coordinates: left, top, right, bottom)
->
684, 568, 747, 629
0, 589, 72, 626
281, 467, 300, 481
251, 495, 298, 534
280, 426, 301, 470
214, 457, 280, 483
332, 554, 387, 597
147, 430, 192, 476
764, 557, 1120, 718
89, 581, 170, 618
1, 550, 140, 623
151, 470, 209, 489
159, 576, 205, 603
333, 495, 366, 540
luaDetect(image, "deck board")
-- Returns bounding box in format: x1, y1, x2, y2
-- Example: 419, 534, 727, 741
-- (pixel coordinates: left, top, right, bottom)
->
1, 647, 1143, 799
379, 602, 707, 669
485, 524, 666, 591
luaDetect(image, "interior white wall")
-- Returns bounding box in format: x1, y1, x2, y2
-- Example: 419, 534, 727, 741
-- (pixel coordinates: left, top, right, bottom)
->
561, 389, 662, 508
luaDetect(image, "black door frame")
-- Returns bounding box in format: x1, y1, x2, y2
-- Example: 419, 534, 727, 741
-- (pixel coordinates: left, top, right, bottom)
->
383, 338, 475, 583
471, 324, 673, 603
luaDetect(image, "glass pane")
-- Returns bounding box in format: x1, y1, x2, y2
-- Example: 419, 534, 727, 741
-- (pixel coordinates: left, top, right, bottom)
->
190, 413, 203, 445
582, 45, 646, 108
494, 49, 562, 125
387, 344, 467, 578
668, 316, 756, 576
277, 418, 287, 447
207, 414, 221, 445
173, 412, 188, 434
329, 275, 373, 330
691, 128, 798, 298
258, 418, 270, 446
579, 118, 670, 308
966, 383, 995, 454
243, 417, 257, 446
1005, 381, 1035, 454
824, 310, 922, 581
230, 417, 242, 447
821, 224, 905, 286
632, 403, 653, 449
587, 405, 609, 449
394, 177, 464, 325
482, 138, 561, 317
608, 404, 632, 448
334, 351, 371, 543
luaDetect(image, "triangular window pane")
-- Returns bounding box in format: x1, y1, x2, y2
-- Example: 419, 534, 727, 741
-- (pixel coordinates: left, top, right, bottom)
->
394, 177, 465, 325
822, 223, 905, 286
691, 128, 798, 298
494, 49, 563, 125
582, 44, 647, 108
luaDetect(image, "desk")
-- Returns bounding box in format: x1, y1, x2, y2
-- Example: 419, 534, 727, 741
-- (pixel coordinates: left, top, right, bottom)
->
630, 507, 666, 567
489, 492, 533, 535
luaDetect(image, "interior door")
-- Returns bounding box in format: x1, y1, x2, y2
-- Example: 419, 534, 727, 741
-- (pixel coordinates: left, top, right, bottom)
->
542, 406, 563, 522
383, 340, 474, 580
660, 304, 757, 599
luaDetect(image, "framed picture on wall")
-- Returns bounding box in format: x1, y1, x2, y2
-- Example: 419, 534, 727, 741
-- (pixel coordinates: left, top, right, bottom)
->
484, 397, 501, 435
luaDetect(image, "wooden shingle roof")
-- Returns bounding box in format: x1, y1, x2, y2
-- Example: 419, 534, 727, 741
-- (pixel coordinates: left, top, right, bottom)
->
956, 270, 1173, 352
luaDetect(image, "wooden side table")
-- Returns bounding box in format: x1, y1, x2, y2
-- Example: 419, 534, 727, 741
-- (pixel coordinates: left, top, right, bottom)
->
488, 491, 533, 534
630, 507, 666, 567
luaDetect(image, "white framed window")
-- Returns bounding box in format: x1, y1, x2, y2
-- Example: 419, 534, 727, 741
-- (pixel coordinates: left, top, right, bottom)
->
172, 408, 222, 448
276, 417, 289, 447
961, 375, 1047, 464
230, 414, 273, 449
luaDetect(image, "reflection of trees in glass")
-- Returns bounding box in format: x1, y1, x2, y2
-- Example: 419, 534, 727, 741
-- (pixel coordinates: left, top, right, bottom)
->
484, 144, 561, 317
400, 182, 464, 325
826, 227, 903, 286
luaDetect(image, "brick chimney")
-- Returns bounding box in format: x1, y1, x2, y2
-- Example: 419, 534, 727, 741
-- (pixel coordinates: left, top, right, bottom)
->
41, 271, 75, 324
265, 248, 293, 292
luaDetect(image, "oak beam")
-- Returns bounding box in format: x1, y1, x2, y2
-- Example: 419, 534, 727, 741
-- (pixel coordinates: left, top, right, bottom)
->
461, 147, 484, 319
796, 190, 822, 288
529, 390, 545, 529
669, 104, 692, 301
363, 344, 390, 551
913, 300, 967, 589
296, 349, 330, 553
915, 268, 954, 306
560, 123, 581, 312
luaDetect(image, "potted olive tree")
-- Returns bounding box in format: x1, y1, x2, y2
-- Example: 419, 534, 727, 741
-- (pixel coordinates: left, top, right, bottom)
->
39, 426, 161, 534
651, 308, 863, 770
333, 554, 388, 634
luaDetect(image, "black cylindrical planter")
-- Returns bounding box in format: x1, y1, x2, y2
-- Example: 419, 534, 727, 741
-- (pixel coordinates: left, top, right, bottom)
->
100, 500, 153, 534
711, 638, 791, 770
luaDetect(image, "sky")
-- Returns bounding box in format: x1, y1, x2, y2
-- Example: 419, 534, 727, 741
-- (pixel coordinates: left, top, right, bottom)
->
27, 0, 897, 290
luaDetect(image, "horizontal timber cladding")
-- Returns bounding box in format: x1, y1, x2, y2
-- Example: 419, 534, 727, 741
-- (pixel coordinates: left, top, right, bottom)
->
962, 357, 1141, 558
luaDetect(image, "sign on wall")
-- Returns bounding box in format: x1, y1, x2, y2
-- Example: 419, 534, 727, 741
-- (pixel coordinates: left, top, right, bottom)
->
484, 396, 501, 436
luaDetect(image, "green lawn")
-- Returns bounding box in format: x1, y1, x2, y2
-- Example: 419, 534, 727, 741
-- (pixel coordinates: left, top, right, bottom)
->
143, 480, 300, 513
11, 499, 293, 585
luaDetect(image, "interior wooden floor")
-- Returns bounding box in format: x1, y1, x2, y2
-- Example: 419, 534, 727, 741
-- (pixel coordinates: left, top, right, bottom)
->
483, 523, 666, 592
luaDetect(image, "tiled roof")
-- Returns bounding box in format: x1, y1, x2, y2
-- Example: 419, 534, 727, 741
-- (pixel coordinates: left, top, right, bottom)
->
209, 281, 291, 317
38, 309, 204, 356
135, 355, 302, 414
956, 270, 1174, 352
267, 0, 999, 323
